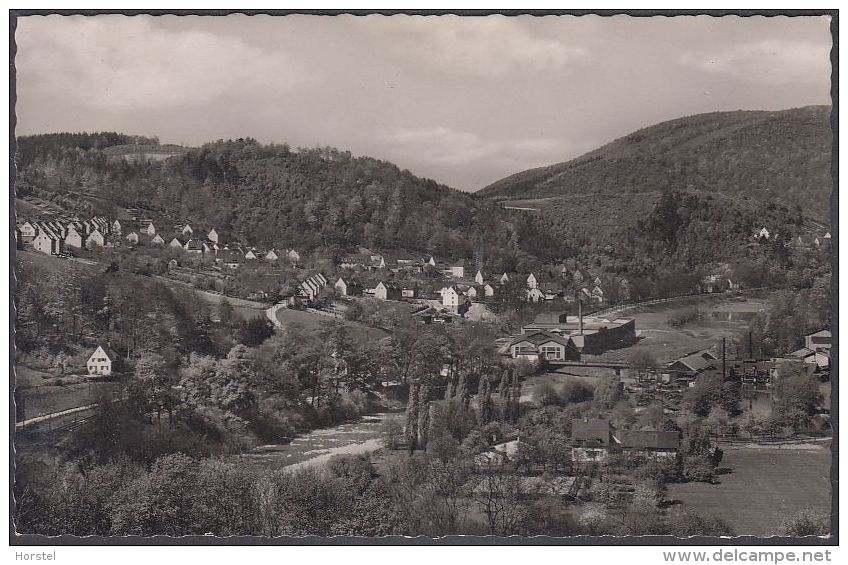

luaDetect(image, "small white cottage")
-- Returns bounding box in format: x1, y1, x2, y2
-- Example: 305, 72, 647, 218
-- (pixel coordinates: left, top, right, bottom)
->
86, 345, 116, 376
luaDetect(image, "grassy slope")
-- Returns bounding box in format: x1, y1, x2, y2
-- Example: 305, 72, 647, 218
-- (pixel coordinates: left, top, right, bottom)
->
667, 445, 831, 535
479, 106, 832, 221
274, 307, 389, 343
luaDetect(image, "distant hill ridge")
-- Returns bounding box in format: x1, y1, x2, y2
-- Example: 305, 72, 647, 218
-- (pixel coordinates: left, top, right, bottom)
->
478, 106, 833, 220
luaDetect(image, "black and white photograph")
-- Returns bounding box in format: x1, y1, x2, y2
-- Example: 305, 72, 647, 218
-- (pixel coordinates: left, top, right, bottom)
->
8, 9, 837, 544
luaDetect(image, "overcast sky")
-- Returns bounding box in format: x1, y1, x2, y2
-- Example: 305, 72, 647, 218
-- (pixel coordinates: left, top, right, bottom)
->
15, 14, 832, 191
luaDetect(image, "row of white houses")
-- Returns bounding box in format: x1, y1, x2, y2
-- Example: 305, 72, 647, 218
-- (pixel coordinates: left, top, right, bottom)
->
125, 223, 302, 267
18, 217, 117, 255
19, 216, 304, 269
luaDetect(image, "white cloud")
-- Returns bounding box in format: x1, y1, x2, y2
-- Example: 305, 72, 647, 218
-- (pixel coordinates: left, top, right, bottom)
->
362, 15, 587, 77
678, 40, 831, 85
16, 16, 320, 112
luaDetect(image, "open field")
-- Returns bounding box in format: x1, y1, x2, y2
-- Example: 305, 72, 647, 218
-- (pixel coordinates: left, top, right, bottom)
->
585, 294, 770, 365
667, 444, 832, 536
15, 366, 121, 421
16, 249, 102, 277
274, 306, 389, 342
14, 197, 69, 219
173, 281, 269, 321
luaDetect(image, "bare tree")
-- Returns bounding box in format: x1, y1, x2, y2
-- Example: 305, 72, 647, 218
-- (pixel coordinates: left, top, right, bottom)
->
472, 464, 528, 535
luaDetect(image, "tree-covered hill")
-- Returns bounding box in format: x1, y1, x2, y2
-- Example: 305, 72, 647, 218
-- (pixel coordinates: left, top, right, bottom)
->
14, 134, 518, 265
478, 106, 833, 221
14, 121, 832, 281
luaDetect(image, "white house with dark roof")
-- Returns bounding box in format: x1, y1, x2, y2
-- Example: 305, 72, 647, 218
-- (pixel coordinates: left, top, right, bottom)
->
31, 231, 60, 255
64, 226, 83, 248
335, 277, 350, 296
441, 286, 461, 311
505, 330, 579, 362
85, 229, 106, 248
87, 345, 116, 376
184, 239, 204, 254
527, 287, 544, 302
18, 222, 37, 243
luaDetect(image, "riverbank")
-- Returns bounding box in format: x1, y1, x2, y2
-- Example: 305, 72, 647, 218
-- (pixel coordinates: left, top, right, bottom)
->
233, 413, 392, 471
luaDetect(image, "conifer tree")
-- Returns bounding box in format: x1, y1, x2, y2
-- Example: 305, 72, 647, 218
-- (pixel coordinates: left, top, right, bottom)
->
498, 368, 510, 398
479, 377, 494, 425
455, 374, 467, 401
444, 379, 454, 401
418, 384, 431, 449
406, 382, 419, 454
510, 369, 521, 423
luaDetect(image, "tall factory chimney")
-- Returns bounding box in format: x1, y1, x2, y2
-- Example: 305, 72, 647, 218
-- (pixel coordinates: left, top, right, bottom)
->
578, 294, 584, 335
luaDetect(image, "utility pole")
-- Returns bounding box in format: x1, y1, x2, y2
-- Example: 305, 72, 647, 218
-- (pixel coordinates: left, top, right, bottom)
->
722, 337, 726, 380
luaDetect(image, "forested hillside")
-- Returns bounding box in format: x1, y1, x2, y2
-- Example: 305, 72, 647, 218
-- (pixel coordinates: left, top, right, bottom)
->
14, 120, 832, 280
15, 135, 518, 265
479, 106, 833, 221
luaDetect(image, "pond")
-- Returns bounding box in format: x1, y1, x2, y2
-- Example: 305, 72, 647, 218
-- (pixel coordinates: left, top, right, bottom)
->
232, 413, 395, 471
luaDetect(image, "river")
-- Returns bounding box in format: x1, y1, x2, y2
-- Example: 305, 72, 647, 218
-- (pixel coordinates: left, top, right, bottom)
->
231, 413, 392, 471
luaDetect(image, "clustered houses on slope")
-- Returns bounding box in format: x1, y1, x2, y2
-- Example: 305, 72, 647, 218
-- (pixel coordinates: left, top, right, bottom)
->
333, 250, 636, 316
17, 217, 114, 255
571, 418, 680, 463
753, 225, 832, 248
526, 268, 632, 305
16, 216, 303, 269
475, 419, 682, 470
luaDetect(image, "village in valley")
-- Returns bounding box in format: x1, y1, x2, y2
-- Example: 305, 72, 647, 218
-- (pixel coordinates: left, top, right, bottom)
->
11, 13, 834, 542
14, 194, 833, 537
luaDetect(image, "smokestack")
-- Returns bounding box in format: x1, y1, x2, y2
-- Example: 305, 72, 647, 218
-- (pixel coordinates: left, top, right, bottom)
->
578, 294, 584, 335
